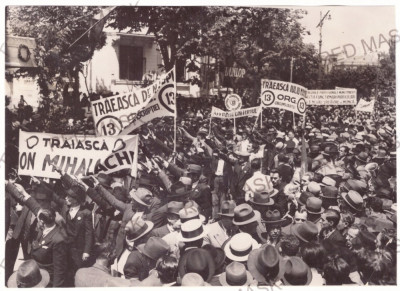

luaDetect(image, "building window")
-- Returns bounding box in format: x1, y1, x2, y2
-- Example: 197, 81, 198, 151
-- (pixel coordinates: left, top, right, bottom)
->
119, 45, 143, 81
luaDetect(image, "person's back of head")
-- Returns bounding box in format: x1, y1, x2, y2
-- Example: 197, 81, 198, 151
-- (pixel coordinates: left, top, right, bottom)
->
300, 242, 326, 270
280, 234, 300, 257
156, 255, 179, 284
358, 250, 393, 285
323, 254, 352, 285
251, 158, 261, 171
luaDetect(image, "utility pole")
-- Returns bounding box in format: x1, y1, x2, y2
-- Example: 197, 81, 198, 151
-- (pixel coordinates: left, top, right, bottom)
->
317, 10, 331, 88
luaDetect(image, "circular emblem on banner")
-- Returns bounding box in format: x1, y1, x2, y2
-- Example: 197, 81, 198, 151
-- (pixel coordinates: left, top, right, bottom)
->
297, 97, 306, 114
261, 90, 275, 107
158, 84, 175, 113
225, 94, 242, 111
96, 116, 123, 136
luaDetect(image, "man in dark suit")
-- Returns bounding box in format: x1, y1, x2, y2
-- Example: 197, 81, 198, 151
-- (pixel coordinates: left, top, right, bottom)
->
4, 182, 53, 282
152, 201, 183, 238
89, 176, 161, 260
51, 184, 93, 285
31, 208, 68, 287
188, 164, 213, 222
230, 151, 252, 205
320, 209, 346, 248
5, 182, 68, 287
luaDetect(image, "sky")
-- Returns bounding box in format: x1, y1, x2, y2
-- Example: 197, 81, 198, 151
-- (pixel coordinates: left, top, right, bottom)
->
298, 5, 396, 58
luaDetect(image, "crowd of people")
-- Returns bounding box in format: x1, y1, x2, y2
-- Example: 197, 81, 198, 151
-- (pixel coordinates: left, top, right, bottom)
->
4, 92, 397, 287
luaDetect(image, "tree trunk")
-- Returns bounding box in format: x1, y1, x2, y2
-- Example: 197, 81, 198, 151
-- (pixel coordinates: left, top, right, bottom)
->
72, 66, 81, 111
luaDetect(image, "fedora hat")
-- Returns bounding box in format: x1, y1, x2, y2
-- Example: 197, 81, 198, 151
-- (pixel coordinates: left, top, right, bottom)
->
137, 237, 169, 261
32, 184, 54, 201
341, 190, 364, 212
218, 200, 236, 217
290, 221, 318, 243
220, 262, 253, 286
130, 187, 153, 206
168, 182, 190, 200
96, 172, 112, 188
250, 192, 275, 206
167, 201, 184, 215
233, 150, 251, 157
179, 206, 205, 223
179, 176, 192, 186
296, 191, 315, 206
178, 248, 215, 283
307, 181, 321, 195
355, 152, 369, 164
247, 245, 284, 284
320, 176, 336, 187
126, 217, 154, 241
321, 186, 338, 200
305, 197, 324, 214
281, 257, 312, 285
178, 219, 207, 242
232, 204, 261, 226
65, 185, 86, 204
202, 244, 226, 271
224, 233, 260, 262
262, 209, 287, 226
326, 174, 342, 185
181, 273, 211, 286
187, 164, 202, 174
8, 260, 50, 288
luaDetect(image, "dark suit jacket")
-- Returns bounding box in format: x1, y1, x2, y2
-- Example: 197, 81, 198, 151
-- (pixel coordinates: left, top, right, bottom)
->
12, 197, 42, 255
191, 180, 212, 215
323, 229, 346, 248
124, 251, 154, 280
152, 224, 170, 238
230, 162, 252, 200
52, 194, 93, 255
95, 185, 161, 258
31, 225, 68, 287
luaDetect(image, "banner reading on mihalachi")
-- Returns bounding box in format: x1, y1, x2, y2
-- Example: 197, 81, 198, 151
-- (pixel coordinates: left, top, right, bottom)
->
306, 89, 357, 105
211, 106, 261, 119
18, 130, 138, 179
260, 80, 307, 116
90, 68, 175, 136
355, 99, 375, 113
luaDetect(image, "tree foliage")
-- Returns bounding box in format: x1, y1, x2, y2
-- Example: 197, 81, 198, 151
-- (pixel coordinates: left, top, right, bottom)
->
8, 6, 106, 108
108, 6, 319, 105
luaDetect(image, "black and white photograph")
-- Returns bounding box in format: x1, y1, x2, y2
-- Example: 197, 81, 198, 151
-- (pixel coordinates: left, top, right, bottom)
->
2, 1, 398, 288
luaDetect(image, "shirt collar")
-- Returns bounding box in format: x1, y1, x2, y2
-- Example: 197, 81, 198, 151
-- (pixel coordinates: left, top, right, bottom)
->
43, 224, 56, 238
69, 205, 80, 212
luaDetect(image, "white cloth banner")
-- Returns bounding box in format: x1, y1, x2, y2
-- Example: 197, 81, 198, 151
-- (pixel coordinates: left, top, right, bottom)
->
306, 89, 357, 105
90, 68, 175, 136
211, 106, 261, 119
18, 130, 138, 179
260, 80, 307, 116
120, 89, 175, 134
355, 99, 375, 112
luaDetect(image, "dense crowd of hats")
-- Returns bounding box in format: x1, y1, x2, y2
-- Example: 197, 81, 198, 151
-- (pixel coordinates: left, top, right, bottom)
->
4, 94, 397, 287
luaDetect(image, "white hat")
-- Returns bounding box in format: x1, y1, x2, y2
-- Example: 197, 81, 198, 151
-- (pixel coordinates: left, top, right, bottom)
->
178, 219, 207, 242
224, 233, 259, 262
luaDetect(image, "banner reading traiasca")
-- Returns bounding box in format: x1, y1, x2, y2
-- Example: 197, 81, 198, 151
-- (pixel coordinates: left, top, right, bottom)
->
18, 130, 138, 179
260, 80, 307, 116
90, 68, 175, 136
